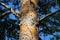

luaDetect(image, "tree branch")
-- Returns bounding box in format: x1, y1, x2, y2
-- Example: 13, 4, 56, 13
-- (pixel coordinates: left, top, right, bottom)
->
0, 11, 11, 18
0, 2, 19, 16
39, 9, 60, 21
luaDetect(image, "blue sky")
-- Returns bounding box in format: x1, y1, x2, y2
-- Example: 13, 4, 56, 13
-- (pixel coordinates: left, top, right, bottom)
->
8, 2, 60, 40
1, 1, 60, 40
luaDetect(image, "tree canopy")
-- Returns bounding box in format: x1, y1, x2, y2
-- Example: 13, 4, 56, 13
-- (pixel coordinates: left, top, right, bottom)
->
0, 0, 60, 40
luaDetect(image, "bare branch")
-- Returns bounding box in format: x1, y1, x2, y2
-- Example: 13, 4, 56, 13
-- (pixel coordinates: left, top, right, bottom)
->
0, 2, 19, 16
0, 11, 11, 18
39, 9, 60, 21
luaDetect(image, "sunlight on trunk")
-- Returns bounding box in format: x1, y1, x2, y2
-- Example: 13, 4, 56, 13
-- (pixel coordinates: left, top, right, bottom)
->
19, 0, 39, 40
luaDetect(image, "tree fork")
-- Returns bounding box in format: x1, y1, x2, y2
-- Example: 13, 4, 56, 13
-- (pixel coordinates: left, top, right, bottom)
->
19, 0, 39, 40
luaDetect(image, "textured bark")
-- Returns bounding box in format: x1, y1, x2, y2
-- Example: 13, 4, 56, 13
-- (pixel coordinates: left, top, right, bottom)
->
19, 0, 39, 40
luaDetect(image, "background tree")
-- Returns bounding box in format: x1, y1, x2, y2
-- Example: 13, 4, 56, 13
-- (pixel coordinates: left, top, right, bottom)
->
0, 0, 60, 40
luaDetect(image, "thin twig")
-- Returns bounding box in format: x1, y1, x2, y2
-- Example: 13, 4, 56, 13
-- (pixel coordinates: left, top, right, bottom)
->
39, 9, 60, 21
0, 2, 18, 16
0, 11, 11, 17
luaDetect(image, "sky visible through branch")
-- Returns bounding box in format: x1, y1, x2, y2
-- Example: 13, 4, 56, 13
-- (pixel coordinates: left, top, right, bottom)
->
0, 0, 60, 40
7, 2, 60, 40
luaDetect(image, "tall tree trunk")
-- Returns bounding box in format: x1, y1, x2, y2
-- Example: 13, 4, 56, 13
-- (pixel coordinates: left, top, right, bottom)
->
19, 0, 39, 40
